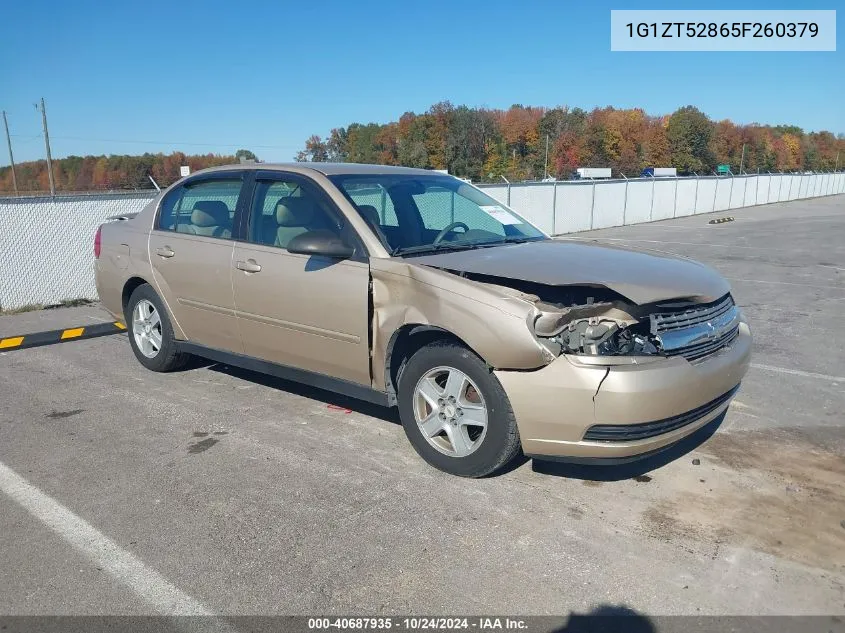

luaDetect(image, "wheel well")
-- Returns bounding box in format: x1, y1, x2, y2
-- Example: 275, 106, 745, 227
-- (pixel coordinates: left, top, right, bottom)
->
384, 325, 483, 406
121, 277, 149, 317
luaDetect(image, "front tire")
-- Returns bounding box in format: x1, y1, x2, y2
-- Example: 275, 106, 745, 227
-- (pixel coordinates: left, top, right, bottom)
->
397, 341, 521, 477
125, 284, 189, 372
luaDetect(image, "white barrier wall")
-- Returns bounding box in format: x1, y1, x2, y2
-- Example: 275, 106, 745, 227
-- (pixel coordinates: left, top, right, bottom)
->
509, 184, 556, 235
478, 173, 845, 236
554, 182, 593, 233
0, 173, 843, 309
591, 181, 626, 229
674, 178, 697, 217
623, 180, 652, 225
0, 193, 156, 310
651, 179, 676, 221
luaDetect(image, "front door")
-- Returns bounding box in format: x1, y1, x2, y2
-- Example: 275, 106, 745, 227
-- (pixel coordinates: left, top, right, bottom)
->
148, 174, 246, 353
231, 172, 371, 385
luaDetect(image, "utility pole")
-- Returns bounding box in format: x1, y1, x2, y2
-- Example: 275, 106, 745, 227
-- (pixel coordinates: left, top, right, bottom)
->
739, 143, 746, 175
2, 111, 18, 195
836, 150, 840, 172
544, 134, 550, 179
37, 97, 55, 195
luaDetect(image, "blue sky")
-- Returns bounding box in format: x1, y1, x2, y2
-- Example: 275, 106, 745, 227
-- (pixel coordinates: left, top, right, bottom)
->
0, 0, 841, 165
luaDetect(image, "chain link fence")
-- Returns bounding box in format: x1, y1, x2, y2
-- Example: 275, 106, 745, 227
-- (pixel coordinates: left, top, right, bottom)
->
0, 172, 843, 311
0, 191, 157, 310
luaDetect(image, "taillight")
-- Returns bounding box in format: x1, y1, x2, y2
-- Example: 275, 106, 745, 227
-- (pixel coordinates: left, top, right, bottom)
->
94, 226, 102, 259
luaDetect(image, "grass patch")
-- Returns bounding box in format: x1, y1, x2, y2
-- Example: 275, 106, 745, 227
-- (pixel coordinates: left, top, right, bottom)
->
0, 298, 95, 315
49, 298, 95, 309
0, 303, 44, 315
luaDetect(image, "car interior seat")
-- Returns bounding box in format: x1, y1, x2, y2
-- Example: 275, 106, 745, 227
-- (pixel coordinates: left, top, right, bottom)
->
356, 204, 392, 248
275, 197, 315, 248
259, 212, 278, 245
357, 204, 380, 227
189, 201, 231, 238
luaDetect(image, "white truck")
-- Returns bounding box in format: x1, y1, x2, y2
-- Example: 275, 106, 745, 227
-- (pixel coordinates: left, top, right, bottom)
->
575, 167, 612, 179
641, 167, 677, 178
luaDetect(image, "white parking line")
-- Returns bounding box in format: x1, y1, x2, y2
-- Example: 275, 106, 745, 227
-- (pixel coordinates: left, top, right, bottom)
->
751, 363, 844, 383
0, 460, 215, 615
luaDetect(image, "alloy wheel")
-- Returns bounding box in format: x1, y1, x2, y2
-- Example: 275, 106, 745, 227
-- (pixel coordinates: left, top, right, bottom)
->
412, 366, 488, 457
132, 299, 163, 358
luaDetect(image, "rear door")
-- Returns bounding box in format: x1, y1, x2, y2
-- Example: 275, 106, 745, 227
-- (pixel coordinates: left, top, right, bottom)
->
231, 171, 371, 385
148, 172, 247, 353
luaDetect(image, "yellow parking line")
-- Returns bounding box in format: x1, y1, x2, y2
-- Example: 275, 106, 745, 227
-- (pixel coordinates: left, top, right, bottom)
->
60, 328, 85, 340
114, 322, 127, 330
0, 337, 24, 349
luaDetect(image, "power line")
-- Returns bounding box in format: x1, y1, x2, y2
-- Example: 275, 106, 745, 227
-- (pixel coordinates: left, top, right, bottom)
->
10, 134, 300, 150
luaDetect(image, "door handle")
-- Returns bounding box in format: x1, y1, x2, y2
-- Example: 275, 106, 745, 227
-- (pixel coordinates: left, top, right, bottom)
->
236, 259, 261, 273
156, 246, 175, 258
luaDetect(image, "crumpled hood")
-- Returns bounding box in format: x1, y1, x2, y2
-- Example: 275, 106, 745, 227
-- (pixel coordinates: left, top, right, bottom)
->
404, 238, 730, 305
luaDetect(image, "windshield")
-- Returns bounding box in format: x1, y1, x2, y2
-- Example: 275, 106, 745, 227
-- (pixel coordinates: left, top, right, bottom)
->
328, 174, 546, 255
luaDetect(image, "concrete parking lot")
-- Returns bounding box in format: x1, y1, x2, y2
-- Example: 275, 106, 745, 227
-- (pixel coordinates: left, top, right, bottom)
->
1, 195, 843, 619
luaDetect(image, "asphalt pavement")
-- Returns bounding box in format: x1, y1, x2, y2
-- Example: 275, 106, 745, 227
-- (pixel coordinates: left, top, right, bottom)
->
1, 195, 843, 620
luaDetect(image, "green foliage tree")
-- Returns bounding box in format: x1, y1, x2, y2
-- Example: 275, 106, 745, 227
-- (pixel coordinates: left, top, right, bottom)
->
326, 128, 349, 162
235, 149, 258, 162
446, 106, 496, 179
667, 106, 714, 173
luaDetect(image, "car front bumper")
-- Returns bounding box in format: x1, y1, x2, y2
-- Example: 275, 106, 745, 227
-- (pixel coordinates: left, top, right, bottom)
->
494, 320, 752, 460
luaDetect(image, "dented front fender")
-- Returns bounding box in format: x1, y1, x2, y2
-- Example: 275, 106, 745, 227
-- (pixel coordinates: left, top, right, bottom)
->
369, 259, 552, 391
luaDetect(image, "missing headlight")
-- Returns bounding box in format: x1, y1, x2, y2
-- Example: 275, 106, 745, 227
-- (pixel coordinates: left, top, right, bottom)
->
554, 318, 659, 356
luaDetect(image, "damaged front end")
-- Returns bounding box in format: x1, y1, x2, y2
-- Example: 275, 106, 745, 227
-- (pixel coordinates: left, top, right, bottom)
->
493, 275, 742, 365
451, 271, 664, 362
533, 304, 659, 359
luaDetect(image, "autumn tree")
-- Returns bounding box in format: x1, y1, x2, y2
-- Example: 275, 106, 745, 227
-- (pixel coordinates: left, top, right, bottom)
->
397, 112, 431, 169
295, 135, 328, 162
642, 118, 671, 169
4, 102, 843, 195
0, 151, 239, 193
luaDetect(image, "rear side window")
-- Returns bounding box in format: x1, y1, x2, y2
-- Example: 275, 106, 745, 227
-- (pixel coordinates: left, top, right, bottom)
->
158, 179, 242, 239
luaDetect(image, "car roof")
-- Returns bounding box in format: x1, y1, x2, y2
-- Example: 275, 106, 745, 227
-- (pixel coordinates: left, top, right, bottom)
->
192, 162, 441, 177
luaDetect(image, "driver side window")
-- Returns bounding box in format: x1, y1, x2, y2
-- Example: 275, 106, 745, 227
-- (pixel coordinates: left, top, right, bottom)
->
249, 179, 342, 250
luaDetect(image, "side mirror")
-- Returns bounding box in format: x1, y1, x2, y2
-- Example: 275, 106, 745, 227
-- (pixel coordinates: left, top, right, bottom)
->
286, 229, 354, 259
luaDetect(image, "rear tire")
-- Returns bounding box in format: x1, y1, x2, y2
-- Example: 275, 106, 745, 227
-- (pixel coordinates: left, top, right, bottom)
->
125, 284, 189, 372
397, 341, 521, 477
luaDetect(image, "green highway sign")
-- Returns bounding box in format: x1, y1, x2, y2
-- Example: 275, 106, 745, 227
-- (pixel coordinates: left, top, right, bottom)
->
717, 164, 730, 174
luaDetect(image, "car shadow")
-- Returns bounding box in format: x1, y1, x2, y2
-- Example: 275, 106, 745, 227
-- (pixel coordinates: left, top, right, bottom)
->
201, 360, 723, 482
553, 604, 657, 632
206, 362, 401, 425
530, 411, 726, 482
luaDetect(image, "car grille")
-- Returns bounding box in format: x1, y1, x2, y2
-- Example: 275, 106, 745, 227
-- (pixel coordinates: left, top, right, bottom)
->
650, 294, 740, 361
583, 385, 739, 442
668, 325, 740, 361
